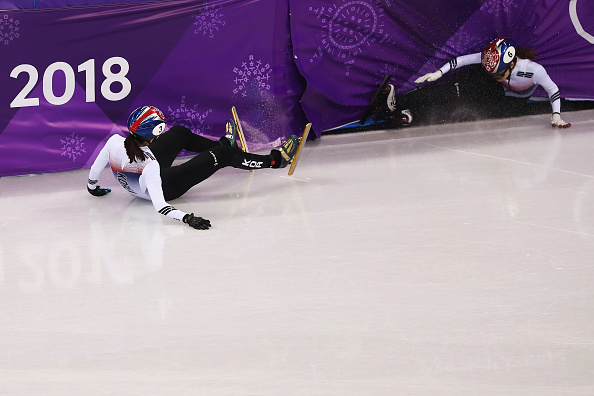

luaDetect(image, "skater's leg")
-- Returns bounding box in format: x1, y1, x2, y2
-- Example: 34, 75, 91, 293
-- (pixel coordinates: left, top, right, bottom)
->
149, 125, 225, 167
160, 145, 276, 200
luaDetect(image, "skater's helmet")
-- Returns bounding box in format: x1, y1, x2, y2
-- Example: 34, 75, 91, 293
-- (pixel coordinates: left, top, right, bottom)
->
127, 106, 166, 139
481, 37, 517, 74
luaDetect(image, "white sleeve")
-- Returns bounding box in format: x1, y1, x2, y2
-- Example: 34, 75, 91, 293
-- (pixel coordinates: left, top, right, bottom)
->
142, 161, 188, 222
532, 63, 561, 114
439, 52, 482, 75
87, 142, 110, 189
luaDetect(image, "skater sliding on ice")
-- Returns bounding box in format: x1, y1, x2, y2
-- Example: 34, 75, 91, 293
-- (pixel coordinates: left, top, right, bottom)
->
87, 105, 300, 230
415, 36, 571, 128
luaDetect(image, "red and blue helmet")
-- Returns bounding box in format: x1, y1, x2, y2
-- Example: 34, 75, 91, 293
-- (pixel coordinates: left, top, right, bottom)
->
481, 37, 517, 74
127, 106, 166, 139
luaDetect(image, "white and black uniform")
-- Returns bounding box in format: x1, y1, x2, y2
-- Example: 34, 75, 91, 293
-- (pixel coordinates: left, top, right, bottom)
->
88, 134, 188, 221
439, 53, 561, 114
88, 125, 279, 223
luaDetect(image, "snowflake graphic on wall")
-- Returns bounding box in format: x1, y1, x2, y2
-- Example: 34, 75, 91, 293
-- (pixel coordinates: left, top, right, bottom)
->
193, 5, 226, 38
0, 14, 20, 45
60, 132, 86, 162
232, 55, 272, 97
166, 96, 212, 134
307, 0, 390, 75
480, 0, 518, 17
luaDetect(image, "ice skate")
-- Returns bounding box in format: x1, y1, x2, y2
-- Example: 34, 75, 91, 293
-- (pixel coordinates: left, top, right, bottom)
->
372, 83, 398, 119
277, 135, 299, 168
360, 74, 392, 124
360, 75, 414, 127
383, 108, 413, 127
401, 109, 413, 124
231, 106, 253, 171
224, 119, 239, 149
231, 106, 249, 153
287, 123, 312, 176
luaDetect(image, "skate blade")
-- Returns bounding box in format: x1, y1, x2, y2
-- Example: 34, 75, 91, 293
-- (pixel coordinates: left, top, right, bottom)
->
231, 106, 248, 152
231, 106, 253, 172
288, 123, 312, 176
360, 74, 391, 124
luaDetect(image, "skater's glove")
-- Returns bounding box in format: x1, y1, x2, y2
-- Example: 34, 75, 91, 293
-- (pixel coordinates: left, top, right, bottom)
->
551, 113, 571, 128
415, 70, 442, 84
87, 185, 111, 196
183, 213, 211, 230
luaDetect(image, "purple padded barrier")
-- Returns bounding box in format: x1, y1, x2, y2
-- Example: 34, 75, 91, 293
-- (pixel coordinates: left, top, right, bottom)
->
290, 0, 594, 132
0, 0, 150, 9
0, 0, 308, 177
36, 0, 146, 7
0, 0, 35, 9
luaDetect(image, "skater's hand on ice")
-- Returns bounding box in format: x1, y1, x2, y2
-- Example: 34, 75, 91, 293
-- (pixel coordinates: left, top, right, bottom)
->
415, 70, 442, 83
184, 213, 211, 230
551, 113, 571, 129
87, 185, 111, 197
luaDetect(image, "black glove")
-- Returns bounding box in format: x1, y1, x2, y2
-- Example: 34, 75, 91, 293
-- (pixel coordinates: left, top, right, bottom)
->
87, 185, 111, 196
183, 213, 211, 230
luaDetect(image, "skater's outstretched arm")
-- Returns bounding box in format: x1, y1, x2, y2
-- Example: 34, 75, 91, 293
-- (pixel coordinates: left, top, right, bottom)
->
531, 64, 570, 128
415, 53, 481, 84
143, 161, 211, 230
87, 139, 112, 197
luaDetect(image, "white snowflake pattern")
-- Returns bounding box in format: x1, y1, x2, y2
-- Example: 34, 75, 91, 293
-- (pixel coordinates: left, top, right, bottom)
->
480, 0, 519, 17
232, 55, 272, 97
193, 5, 226, 39
60, 133, 86, 162
307, 0, 390, 75
167, 96, 212, 134
0, 14, 20, 45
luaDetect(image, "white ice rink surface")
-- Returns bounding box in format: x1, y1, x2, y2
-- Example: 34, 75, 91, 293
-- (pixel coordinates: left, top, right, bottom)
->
1, 110, 594, 395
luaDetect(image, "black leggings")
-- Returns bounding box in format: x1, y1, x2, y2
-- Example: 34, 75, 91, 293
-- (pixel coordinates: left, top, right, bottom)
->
149, 125, 273, 201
